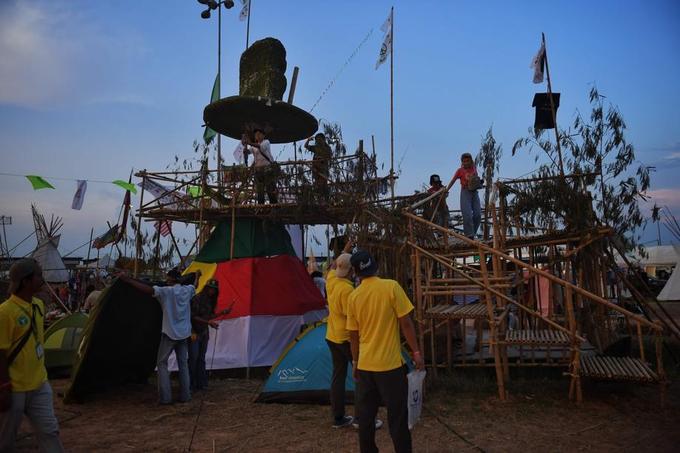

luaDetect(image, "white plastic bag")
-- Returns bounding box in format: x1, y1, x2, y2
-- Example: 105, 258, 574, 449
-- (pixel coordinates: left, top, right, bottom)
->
407, 369, 426, 430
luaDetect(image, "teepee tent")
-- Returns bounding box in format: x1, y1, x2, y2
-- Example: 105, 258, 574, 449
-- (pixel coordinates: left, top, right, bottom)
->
30, 205, 68, 282
178, 219, 327, 369
657, 245, 680, 301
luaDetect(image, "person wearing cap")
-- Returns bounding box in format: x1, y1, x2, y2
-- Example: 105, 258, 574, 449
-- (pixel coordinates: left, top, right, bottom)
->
325, 244, 356, 428
118, 268, 200, 405
304, 133, 332, 200
426, 174, 450, 229
188, 279, 232, 391
0, 258, 65, 452
244, 128, 278, 204
346, 251, 424, 453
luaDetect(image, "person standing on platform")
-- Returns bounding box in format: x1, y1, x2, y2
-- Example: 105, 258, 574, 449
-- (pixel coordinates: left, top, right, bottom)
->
451, 153, 482, 238
246, 128, 278, 204
304, 133, 332, 200
346, 251, 424, 453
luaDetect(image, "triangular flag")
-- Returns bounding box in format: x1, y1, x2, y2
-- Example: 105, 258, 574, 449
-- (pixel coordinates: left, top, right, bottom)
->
112, 180, 137, 194
239, 0, 250, 22
203, 74, 220, 144
71, 180, 87, 210
530, 41, 546, 84
25, 175, 55, 190
375, 9, 393, 70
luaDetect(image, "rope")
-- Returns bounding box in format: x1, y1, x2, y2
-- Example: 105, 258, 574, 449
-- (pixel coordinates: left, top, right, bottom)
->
423, 404, 486, 452
187, 322, 220, 452
0, 171, 118, 184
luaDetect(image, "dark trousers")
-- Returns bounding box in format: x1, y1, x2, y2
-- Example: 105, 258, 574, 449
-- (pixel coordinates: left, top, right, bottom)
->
188, 331, 209, 390
255, 167, 277, 204
326, 339, 352, 421
357, 366, 411, 453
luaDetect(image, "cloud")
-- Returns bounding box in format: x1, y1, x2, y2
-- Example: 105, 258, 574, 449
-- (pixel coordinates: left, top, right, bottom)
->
666, 152, 680, 160
0, 1, 148, 108
645, 188, 680, 210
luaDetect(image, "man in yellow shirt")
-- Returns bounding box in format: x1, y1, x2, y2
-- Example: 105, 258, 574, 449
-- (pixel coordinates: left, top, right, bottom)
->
325, 252, 356, 428
346, 251, 424, 453
0, 258, 64, 452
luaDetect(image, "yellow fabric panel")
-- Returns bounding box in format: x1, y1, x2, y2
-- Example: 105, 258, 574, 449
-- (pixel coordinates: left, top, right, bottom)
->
182, 261, 217, 293
325, 270, 353, 344
346, 277, 414, 372
0, 295, 48, 391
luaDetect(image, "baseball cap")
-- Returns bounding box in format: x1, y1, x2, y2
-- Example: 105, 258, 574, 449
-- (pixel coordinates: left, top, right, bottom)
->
335, 253, 352, 278
350, 250, 378, 277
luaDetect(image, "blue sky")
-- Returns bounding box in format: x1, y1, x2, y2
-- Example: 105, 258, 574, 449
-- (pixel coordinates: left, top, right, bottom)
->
1, 0, 679, 258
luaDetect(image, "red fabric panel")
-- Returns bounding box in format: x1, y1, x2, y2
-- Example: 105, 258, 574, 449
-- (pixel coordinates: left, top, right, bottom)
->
212, 255, 326, 318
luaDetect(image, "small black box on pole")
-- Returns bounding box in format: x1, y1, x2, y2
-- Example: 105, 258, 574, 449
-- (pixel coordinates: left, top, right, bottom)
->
532, 92, 560, 130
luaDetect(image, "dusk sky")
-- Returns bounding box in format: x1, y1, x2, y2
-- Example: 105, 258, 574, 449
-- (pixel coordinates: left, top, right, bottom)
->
1, 0, 679, 258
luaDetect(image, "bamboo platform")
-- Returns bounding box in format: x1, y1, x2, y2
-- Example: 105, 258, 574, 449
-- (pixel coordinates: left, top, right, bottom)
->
425, 303, 489, 320
579, 356, 658, 382
505, 329, 571, 346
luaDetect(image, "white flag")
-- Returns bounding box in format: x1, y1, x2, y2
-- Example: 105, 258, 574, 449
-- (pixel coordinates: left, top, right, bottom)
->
375, 10, 393, 70
71, 180, 87, 210
530, 42, 546, 84
239, 0, 250, 22
233, 142, 245, 163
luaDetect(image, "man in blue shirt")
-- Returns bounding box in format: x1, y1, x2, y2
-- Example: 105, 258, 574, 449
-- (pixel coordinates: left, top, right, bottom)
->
119, 269, 200, 405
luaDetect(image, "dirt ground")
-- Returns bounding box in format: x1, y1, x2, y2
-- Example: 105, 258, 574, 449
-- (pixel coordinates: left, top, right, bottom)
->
13, 301, 680, 452
11, 366, 679, 453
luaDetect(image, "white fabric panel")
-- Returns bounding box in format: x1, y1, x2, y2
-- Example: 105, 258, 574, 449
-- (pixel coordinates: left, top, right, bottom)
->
168, 312, 329, 370
31, 236, 68, 283
285, 224, 304, 259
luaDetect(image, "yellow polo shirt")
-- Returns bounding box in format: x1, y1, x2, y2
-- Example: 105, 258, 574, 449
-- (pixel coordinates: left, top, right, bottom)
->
0, 295, 48, 392
346, 277, 414, 372
325, 269, 353, 344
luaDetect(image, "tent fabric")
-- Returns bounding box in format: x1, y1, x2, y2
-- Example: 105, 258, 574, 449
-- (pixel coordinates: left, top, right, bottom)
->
257, 322, 355, 404
182, 261, 217, 293
211, 255, 326, 318
65, 279, 162, 402
195, 219, 297, 263
658, 265, 680, 301
44, 312, 88, 370
31, 236, 68, 283
168, 311, 327, 370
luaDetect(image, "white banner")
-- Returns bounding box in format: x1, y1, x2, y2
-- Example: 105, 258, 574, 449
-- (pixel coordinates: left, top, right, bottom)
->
375, 9, 393, 70
239, 0, 250, 22
530, 42, 546, 84
71, 180, 87, 210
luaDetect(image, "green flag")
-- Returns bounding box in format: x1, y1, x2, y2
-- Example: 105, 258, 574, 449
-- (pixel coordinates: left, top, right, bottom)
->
112, 180, 138, 194
203, 74, 220, 145
187, 185, 202, 198
25, 175, 55, 190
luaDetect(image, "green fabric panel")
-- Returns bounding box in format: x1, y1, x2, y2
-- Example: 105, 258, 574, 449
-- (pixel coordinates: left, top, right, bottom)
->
196, 219, 296, 262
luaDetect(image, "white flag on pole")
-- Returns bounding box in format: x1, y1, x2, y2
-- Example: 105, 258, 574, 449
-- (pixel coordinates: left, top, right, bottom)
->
530, 42, 546, 84
71, 180, 87, 210
375, 9, 393, 70
239, 0, 250, 22
233, 142, 245, 163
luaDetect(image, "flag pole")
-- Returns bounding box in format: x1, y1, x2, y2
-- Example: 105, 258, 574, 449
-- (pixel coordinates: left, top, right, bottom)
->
217, 4, 223, 191
246, 0, 252, 50
542, 32, 564, 178
389, 6, 395, 205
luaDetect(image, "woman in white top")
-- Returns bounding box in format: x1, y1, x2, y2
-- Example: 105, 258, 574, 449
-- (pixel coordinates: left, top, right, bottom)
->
245, 129, 278, 204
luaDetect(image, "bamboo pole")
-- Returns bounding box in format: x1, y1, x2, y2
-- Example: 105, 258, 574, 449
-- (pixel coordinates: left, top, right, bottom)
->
403, 212, 662, 331
134, 172, 146, 278
541, 32, 565, 178
479, 247, 506, 400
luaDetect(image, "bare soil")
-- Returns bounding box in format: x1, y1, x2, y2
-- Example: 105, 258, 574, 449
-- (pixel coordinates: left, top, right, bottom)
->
12, 364, 680, 453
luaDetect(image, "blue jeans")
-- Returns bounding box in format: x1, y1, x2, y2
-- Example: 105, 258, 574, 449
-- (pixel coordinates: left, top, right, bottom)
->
0, 381, 64, 452
460, 188, 481, 238
157, 333, 191, 404
188, 331, 209, 391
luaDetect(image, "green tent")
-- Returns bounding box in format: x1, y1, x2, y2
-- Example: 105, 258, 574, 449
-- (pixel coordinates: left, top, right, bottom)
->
44, 312, 88, 371
65, 279, 162, 403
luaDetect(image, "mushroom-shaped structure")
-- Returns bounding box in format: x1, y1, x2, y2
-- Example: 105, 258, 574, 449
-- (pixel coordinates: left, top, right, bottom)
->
203, 37, 318, 144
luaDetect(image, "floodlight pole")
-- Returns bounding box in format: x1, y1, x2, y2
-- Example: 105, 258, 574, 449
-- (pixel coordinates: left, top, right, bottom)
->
542, 33, 565, 178
389, 6, 395, 205
217, 3, 223, 191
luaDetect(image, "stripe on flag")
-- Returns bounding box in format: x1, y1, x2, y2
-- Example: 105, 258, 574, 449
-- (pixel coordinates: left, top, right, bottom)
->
155, 220, 172, 237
